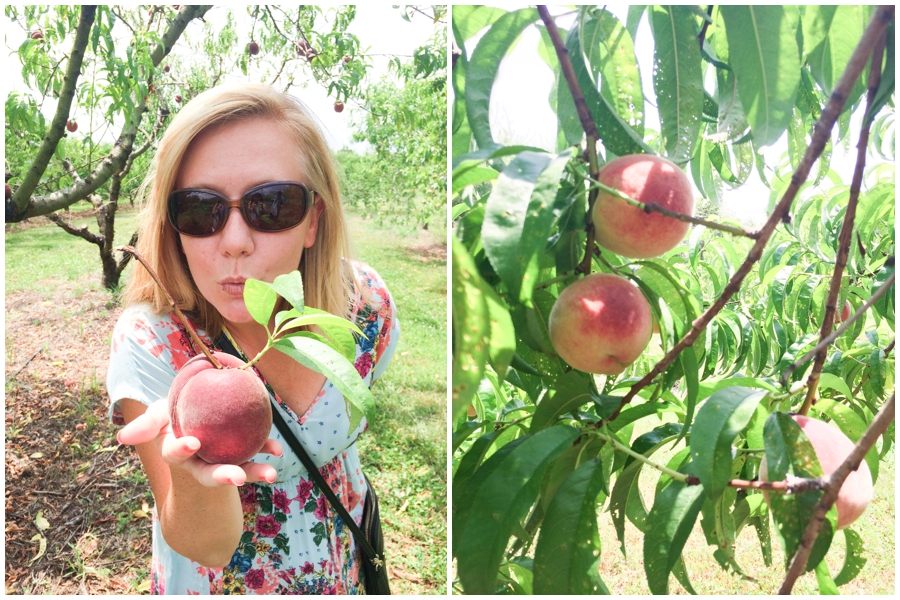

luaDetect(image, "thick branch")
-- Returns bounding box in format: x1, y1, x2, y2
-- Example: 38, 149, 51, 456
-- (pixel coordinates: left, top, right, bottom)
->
8, 6, 95, 220
779, 393, 895, 594
9, 5, 212, 222
606, 5, 895, 423
799, 25, 887, 416
537, 5, 601, 275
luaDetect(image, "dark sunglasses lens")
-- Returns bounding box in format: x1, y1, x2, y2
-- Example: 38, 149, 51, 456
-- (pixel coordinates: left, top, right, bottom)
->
169, 190, 227, 236
243, 184, 309, 231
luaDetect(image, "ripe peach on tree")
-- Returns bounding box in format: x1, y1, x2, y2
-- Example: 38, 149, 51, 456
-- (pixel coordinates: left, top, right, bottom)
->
548, 273, 653, 375
592, 154, 694, 259
760, 414, 873, 530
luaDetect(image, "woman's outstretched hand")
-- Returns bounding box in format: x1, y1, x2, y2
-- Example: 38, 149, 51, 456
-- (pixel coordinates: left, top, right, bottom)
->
117, 399, 282, 487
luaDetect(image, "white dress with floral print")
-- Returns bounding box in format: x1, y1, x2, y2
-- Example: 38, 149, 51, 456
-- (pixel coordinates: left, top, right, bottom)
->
107, 262, 398, 594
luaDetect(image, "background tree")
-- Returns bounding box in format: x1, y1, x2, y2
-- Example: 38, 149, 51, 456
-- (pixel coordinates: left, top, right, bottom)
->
452, 5, 894, 594
5, 4, 370, 289
340, 5, 447, 231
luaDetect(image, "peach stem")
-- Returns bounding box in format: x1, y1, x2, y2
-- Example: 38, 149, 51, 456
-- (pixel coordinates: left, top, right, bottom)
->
118, 245, 222, 369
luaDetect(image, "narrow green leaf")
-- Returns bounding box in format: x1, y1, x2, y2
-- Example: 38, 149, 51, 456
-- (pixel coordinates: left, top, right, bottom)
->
534, 459, 609, 594
690, 387, 768, 502
807, 5, 869, 107
643, 480, 706, 594
466, 8, 540, 149
482, 151, 552, 304
720, 6, 801, 146
530, 370, 593, 433
273, 336, 375, 432
452, 165, 499, 194
452, 237, 491, 421
270, 270, 304, 312
243, 278, 278, 327
800, 6, 837, 64
518, 149, 574, 306
452, 5, 508, 44
583, 8, 645, 136
833, 528, 867, 586
649, 5, 703, 163
456, 426, 580, 595
481, 279, 516, 381
675, 346, 699, 448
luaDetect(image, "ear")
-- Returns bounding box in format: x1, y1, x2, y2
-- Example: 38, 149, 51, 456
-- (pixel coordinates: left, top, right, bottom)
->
303, 197, 325, 249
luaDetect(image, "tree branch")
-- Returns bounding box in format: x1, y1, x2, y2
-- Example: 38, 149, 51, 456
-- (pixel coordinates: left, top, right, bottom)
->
8, 6, 95, 220
778, 393, 895, 594
536, 5, 601, 276
799, 24, 888, 416
8, 5, 212, 222
606, 5, 896, 423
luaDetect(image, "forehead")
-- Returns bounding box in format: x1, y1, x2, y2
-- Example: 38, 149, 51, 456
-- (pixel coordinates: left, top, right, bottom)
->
176, 117, 308, 191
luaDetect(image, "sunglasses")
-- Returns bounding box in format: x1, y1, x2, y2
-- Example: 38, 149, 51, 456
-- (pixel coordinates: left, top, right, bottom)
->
167, 181, 315, 237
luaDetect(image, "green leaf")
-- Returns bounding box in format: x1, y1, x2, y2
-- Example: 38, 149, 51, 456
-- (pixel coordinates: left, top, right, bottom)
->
465, 8, 540, 149
455, 425, 580, 594
763, 412, 837, 570
720, 6, 801, 146
453, 5, 508, 44
243, 279, 279, 327
272, 336, 375, 432
482, 151, 552, 301
582, 8, 644, 136
863, 21, 894, 127
452, 165, 499, 194
800, 6, 838, 64
643, 479, 706, 594
278, 308, 360, 362
833, 528, 867, 586
648, 5, 703, 163
481, 280, 516, 381
564, 25, 652, 157
533, 459, 609, 594
452, 237, 491, 421
807, 5, 869, 108
815, 559, 840, 594
690, 386, 768, 501
271, 270, 305, 312
530, 370, 593, 433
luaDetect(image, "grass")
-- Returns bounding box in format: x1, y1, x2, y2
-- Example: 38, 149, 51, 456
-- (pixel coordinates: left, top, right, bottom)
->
348, 215, 448, 594
5, 206, 140, 295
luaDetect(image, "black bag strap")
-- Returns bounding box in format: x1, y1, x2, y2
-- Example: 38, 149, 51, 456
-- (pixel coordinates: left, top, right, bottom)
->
213, 333, 383, 569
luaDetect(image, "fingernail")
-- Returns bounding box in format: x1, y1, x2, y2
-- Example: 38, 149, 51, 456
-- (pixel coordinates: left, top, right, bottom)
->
185, 439, 200, 452
229, 478, 243, 487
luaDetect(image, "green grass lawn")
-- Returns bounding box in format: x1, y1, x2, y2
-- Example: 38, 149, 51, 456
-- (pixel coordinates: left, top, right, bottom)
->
348, 215, 448, 594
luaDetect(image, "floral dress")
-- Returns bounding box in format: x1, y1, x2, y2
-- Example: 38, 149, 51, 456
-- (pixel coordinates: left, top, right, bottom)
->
107, 262, 398, 594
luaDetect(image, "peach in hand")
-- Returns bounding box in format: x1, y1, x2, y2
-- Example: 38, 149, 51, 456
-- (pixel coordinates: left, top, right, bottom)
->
592, 154, 694, 259
169, 351, 272, 465
760, 414, 873, 530
548, 273, 653, 375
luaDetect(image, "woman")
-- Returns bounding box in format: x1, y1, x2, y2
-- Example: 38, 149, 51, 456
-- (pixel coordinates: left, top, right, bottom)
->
108, 83, 398, 594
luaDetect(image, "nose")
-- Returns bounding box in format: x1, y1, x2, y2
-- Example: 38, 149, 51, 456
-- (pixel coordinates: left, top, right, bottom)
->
217, 205, 255, 256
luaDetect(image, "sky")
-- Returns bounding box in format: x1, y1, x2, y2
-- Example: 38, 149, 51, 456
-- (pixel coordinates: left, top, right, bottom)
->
466, 6, 875, 229
4, 5, 440, 152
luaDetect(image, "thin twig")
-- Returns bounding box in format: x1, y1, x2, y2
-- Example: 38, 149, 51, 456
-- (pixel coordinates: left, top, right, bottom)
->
587, 177, 760, 239
605, 5, 896, 423
799, 25, 887, 416
781, 271, 895, 385
779, 393, 895, 594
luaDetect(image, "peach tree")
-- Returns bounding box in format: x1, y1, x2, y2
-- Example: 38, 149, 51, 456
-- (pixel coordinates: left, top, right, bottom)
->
452, 5, 894, 594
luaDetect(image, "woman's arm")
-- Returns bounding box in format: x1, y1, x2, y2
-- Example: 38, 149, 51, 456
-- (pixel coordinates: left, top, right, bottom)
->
120, 398, 277, 568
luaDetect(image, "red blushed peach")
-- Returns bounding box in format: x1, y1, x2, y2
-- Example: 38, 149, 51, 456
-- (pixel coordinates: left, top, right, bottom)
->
592, 154, 694, 259
548, 273, 653, 375
169, 351, 272, 465
760, 414, 873, 530
835, 300, 851, 324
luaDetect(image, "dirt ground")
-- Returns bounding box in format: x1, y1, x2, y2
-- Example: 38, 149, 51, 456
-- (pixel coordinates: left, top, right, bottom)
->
4, 281, 157, 594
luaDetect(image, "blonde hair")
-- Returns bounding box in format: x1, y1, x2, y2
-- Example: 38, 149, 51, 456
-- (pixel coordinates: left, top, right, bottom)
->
125, 83, 354, 336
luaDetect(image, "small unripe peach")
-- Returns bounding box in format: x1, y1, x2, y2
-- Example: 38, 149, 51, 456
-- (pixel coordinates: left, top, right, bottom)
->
835, 300, 851, 324
66, 120, 78, 133
760, 414, 873, 530
164, 64, 170, 73
592, 154, 694, 259
248, 41, 259, 56
175, 94, 182, 104
334, 101, 344, 113
548, 273, 652, 375
31, 30, 43, 40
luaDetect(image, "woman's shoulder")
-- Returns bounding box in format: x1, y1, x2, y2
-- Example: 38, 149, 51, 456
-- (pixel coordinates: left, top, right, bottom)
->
348, 260, 393, 324
110, 303, 208, 371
